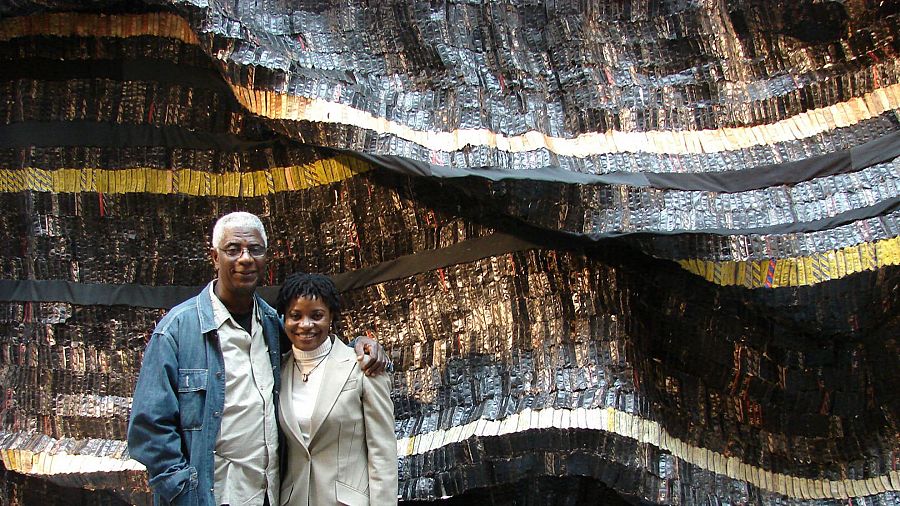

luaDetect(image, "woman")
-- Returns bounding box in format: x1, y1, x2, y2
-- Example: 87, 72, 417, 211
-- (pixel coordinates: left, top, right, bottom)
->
275, 272, 397, 506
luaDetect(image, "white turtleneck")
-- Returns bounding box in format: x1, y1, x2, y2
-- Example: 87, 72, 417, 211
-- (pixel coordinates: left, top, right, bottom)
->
291, 337, 333, 443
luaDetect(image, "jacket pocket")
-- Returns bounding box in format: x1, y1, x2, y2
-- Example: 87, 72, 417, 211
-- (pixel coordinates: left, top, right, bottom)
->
176, 369, 207, 431
335, 481, 368, 506
340, 378, 358, 391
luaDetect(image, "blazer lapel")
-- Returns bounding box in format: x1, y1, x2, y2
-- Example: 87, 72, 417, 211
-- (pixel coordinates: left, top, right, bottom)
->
279, 354, 309, 452
308, 340, 355, 443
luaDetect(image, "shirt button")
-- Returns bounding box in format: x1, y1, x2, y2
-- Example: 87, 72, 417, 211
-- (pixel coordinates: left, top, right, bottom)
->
216, 372, 223, 379
213, 411, 221, 417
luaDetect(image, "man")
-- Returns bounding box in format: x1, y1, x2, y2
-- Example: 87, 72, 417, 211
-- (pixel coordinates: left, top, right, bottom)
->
128, 212, 388, 505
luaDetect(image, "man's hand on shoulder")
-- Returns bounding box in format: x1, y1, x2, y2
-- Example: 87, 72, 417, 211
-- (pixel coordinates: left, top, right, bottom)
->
353, 334, 390, 376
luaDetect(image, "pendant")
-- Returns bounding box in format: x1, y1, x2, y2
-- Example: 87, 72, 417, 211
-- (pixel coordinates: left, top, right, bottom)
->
302, 373, 310, 382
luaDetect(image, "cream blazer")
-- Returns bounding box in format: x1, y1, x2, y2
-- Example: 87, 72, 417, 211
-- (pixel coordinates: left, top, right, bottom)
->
278, 340, 398, 506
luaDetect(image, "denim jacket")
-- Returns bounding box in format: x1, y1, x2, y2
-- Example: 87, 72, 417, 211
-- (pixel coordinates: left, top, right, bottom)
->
127, 281, 283, 506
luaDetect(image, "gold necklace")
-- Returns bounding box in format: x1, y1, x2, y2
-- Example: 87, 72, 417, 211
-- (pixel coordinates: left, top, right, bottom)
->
294, 356, 327, 382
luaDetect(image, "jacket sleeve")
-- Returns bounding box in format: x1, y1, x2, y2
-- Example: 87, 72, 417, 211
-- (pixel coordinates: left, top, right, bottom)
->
127, 331, 197, 504
362, 371, 398, 504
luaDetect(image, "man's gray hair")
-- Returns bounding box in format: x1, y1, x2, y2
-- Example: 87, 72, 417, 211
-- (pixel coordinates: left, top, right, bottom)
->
211, 212, 268, 248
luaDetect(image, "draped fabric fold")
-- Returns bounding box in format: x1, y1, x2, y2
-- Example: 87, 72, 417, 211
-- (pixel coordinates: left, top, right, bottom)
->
1, 2, 899, 505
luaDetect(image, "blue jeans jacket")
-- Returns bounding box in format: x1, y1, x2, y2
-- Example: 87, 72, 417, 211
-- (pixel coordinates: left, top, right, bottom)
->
127, 281, 283, 505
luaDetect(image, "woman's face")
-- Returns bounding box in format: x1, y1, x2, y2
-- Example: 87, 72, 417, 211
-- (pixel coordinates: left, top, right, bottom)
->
284, 295, 332, 351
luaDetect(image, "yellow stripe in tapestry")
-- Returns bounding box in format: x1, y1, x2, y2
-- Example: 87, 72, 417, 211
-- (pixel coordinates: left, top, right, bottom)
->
678, 237, 900, 288
0, 156, 369, 196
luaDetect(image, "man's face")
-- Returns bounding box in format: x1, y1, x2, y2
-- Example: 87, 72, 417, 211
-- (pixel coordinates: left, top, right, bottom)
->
211, 226, 267, 299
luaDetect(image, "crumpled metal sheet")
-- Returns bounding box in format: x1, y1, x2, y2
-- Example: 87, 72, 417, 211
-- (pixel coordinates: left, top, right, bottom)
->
0, 0, 899, 504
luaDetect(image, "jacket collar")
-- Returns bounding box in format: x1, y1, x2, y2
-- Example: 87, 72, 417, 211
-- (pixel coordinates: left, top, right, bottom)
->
197, 281, 218, 334
196, 280, 277, 335
308, 340, 355, 442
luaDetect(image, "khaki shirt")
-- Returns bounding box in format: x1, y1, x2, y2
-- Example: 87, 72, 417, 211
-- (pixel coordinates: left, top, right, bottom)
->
210, 283, 279, 506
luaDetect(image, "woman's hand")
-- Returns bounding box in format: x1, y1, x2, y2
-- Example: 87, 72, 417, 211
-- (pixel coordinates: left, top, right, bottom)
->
353, 335, 390, 375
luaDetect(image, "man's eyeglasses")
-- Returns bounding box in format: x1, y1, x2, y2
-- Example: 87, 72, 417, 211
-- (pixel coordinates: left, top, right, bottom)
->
218, 245, 267, 259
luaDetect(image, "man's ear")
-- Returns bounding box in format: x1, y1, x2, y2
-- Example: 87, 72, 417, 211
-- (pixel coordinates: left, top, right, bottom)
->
210, 247, 219, 268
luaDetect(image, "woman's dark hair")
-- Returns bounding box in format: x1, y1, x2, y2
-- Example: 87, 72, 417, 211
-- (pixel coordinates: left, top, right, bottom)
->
275, 272, 342, 325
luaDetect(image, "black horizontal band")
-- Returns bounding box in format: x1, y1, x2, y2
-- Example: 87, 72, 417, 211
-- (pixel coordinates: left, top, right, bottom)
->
0, 57, 231, 94
0, 121, 279, 150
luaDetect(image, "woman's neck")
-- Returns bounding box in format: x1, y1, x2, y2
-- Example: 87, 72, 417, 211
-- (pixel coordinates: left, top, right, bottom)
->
292, 336, 333, 361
